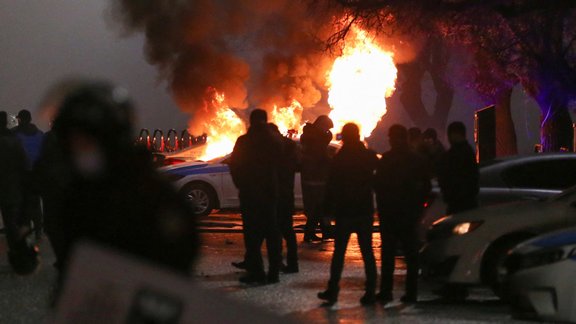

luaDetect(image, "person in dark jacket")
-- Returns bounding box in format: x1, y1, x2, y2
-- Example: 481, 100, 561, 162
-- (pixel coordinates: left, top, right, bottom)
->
230, 109, 282, 284
49, 82, 199, 287
374, 124, 431, 304
422, 128, 445, 172
300, 115, 333, 242
267, 123, 299, 273
0, 111, 38, 274
12, 109, 44, 239
437, 121, 479, 214
317, 123, 378, 306
33, 128, 71, 271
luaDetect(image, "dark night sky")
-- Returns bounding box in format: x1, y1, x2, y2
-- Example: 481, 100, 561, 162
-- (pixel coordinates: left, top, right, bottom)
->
0, 0, 551, 153
0, 0, 188, 133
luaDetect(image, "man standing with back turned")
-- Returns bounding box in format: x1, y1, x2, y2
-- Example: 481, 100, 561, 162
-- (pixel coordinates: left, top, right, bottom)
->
318, 123, 378, 306
375, 124, 431, 304
230, 109, 282, 285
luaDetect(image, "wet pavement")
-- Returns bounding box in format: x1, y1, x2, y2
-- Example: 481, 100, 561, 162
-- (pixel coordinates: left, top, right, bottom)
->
0, 212, 539, 323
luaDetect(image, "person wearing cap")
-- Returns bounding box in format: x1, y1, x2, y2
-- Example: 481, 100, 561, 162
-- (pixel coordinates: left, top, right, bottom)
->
318, 123, 378, 306
374, 124, 431, 304
300, 115, 334, 242
12, 109, 44, 240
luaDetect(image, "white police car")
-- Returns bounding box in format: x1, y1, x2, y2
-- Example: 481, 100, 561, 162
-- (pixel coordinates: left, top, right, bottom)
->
505, 226, 576, 322
160, 143, 340, 217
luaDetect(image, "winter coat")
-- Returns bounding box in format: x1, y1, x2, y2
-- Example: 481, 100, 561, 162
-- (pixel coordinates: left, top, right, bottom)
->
437, 141, 479, 213
300, 123, 332, 184
12, 123, 44, 169
0, 128, 26, 204
375, 147, 431, 219
230, 124, 282, 203
58, 148, 199, 274
326, 141, 378, 219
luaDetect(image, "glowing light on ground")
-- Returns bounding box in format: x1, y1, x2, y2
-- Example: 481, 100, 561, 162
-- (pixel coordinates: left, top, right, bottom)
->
327, 26, 397, 138
197, 92, 245, 161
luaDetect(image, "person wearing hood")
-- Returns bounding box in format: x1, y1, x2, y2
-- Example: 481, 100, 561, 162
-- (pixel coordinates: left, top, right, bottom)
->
12, 109, 44, 240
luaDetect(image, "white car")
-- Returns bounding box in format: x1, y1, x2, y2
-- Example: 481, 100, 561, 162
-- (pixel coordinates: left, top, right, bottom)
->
504, 227, 576, 322
422, 153, 576, 232
160, 142, 340, 216
420, 186, 576, 299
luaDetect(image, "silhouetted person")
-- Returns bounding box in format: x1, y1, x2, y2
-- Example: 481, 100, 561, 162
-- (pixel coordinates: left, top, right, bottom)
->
12, 109, 44, 240
269, 123, 299, 274
408, 127, 424, 154
422, 128, 445, 171
230, 109, 282, 284
0, 111, 38, 274
318, 123, 378, 306
374, 124, 431, 304
49, 82, 199, 287
437, 121, 479, 214
33, 127, 71, 271
300, 115, 333, 242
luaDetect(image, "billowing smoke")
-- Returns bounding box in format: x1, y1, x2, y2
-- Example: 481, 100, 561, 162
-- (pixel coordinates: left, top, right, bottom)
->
109, 0, 336, 134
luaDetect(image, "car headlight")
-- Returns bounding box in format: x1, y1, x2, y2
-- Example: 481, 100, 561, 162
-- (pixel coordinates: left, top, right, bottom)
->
426, 217, 483, 241
452, 221, 483, 235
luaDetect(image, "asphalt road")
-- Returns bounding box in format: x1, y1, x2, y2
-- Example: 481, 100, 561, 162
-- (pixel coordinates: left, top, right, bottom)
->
0, 212, 541, 323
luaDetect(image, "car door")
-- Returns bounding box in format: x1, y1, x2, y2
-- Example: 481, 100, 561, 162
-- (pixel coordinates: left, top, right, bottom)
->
220, 157, 240, 208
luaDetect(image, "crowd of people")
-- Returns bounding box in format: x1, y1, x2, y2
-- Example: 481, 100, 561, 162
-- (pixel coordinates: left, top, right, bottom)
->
229, 110, 479, 306
0, 80, 479, 309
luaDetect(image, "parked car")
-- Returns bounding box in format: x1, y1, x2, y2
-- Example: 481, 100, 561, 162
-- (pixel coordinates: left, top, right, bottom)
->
422, 153, 576, 232
160, 142, 341, 216
420, 186, 576, 299
504, 227, 576, 322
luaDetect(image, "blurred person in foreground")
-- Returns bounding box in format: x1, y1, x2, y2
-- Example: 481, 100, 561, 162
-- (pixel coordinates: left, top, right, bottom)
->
300, 115, 334, 242
318, 123, 378, 306
0, 111, 39, 274
374, 124, 431, 304
12, 109, 45, 240
46, 81, 199, 286
230, 109, 282, 284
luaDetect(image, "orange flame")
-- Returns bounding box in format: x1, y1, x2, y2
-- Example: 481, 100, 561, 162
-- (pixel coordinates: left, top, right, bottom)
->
327, 26, 397, 138
271, 100, 304, 135
197, 92, 245, 160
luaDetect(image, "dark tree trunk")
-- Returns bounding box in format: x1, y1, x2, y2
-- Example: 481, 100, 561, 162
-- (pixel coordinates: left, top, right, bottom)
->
493, 88, 518, 156
539, 104, 573, 152
398, 61, 429, 127
398, 39, 453, 138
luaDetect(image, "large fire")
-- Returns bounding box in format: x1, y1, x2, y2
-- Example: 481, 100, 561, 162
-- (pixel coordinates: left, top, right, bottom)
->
194, 26, 396, 159
327, 27, 397, 138
271, 100, 304, 135
197, 92, 245, 161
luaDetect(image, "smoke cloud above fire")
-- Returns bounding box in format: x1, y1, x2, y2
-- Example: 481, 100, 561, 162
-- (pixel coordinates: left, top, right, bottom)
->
110, 0, 337, 135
